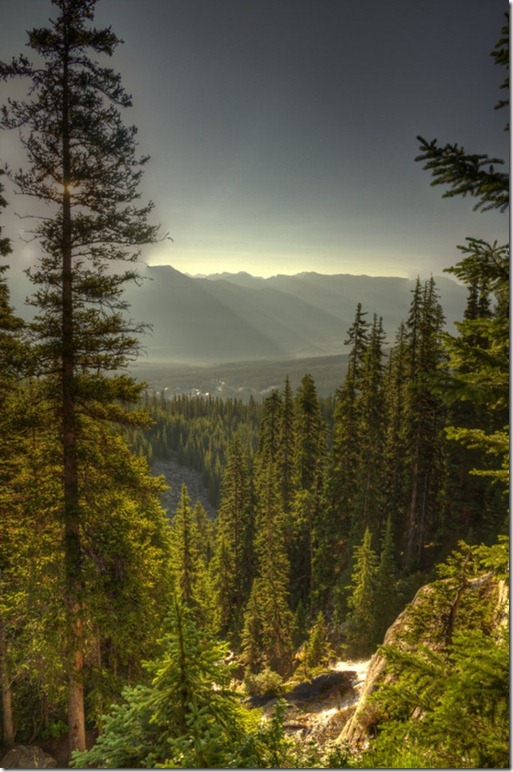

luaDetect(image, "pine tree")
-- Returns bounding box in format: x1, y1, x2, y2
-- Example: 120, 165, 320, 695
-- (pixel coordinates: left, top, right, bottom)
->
382, 322, 409, 555
440, 269, 505, 544
415, 14, 509, 497
441, 239, 509, 494
0, 167, 26, 747
211, 437, 254, 643
278, 376, 296, 515
374, 516, 398, 643
0, 413, 174, 743
350, 314, 387, 543
72, 598, 270, 769
170, 485, 213, 627
402, 278, 447, 568
328, 304, 370, 522
0, 0, 159, 751
242, 463, 294, 677
256, 390, 283, 468
359, 540, 509, 768
293, 373, 324, 494
302, 611, 334, 672
315, 305, 370, 609
345, 527, 379, 655
289, 374, 325, 609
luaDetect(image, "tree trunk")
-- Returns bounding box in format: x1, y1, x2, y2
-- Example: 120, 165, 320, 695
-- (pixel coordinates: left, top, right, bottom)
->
61, 33, 86, 755
68, 611, 86, 755
0, 626, 15, 747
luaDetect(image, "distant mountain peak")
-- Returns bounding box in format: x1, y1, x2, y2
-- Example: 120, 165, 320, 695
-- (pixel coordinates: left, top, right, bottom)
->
201, 270, 265, 281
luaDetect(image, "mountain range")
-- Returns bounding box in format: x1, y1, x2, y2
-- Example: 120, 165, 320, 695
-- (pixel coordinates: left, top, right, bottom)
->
6, 263, 468, 366
122, 266, 467, 364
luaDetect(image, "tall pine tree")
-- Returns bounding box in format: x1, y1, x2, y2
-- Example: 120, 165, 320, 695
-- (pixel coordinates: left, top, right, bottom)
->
0, 0, 159, 751
211, 437, 254, 643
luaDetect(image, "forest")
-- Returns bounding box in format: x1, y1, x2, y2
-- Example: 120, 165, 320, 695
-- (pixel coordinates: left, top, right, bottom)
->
0, 1, 509, 768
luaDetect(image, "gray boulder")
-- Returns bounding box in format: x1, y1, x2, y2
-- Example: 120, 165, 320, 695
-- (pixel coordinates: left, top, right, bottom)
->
0, 745, 56, 769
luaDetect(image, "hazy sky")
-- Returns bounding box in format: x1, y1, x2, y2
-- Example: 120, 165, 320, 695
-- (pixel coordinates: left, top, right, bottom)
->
0, 0, 509, 278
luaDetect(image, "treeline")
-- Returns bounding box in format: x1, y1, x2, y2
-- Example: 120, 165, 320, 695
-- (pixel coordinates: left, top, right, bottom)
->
128, 391, 335, 507
133, 272, 507, 667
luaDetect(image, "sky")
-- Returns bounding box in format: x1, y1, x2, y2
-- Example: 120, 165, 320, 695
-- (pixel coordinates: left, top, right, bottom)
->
0, 0, 509, 279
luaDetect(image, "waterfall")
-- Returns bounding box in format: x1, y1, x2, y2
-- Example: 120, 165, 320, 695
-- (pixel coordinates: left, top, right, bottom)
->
333, 658, 372, 708
308, 657, 373, 730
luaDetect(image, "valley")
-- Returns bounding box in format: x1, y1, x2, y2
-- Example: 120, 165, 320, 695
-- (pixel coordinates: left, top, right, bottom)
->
130, 352, 349, 401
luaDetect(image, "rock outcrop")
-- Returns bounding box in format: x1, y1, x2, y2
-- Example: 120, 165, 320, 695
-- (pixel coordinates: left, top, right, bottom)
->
284, 670, 356, 704
0, 745, 57, 769
338, 574, 509, 750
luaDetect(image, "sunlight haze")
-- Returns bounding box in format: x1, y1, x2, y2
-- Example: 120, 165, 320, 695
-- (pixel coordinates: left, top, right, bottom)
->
0, 0, 508, 281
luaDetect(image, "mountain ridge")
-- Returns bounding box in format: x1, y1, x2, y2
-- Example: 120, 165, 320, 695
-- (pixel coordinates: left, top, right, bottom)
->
124, 265, 467, 364
6, 263, 467, 365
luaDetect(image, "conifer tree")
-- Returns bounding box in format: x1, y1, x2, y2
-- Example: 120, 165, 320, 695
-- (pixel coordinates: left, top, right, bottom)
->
350, 314, 387, 542
359, 539, 509, 768
73, 598, 271, 769
382, 322, 409, 551
402, 278, 447, 567
302, 611, 333, 672
242, 463, 294, 677
278, 376, 296, 515
440, 271, 505, 544
315, 305, 370, 609
289, 374, 325, 609
0, 167, 26, 747
328, 304, 370, 523
211, 438, 254, 643
293, 373, 324, 493
415, 14, 509, 498
345, 526, 379, 655
0, 0, 159, 751
374, 516, 398, 643
170, 485, 213, 627
256, 389, 283, 468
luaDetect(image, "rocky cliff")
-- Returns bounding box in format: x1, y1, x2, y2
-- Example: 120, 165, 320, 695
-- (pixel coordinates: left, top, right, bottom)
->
338, 573, 509, 750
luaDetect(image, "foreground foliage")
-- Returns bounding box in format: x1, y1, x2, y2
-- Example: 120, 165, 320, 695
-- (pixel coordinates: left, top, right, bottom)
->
71, 599, 339, 769
357, 540, 509, 769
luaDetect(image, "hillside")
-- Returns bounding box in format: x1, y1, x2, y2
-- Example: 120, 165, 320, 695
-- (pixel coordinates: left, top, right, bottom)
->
123, 266, 467, 364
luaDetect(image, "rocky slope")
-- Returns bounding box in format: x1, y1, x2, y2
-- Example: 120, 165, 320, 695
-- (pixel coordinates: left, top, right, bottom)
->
151, 457, 216, 519
337, 573, 509, 751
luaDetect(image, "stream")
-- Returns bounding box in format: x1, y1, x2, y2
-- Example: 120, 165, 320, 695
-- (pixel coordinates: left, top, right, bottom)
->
294, 657, 373, 741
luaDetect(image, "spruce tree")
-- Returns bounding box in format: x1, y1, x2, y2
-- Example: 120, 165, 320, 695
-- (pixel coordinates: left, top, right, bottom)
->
382, 322, 409, 554
289, 373, 325, 609
73, 598, 269, 769
440, 270, 505, 544
278, 376, 296, 515
0, 0, 159, 751
242, 463, 294, 677
211, 437, 254, 643
170, 485, 213, 627
374, 516, 398, 643
0, 167, 26, 747
345, 526, 379, 656
415, 15, 509, 497
350, 314, 387, 543
402, 278, 447, 568
328, 303, 370, 523
315, 305, 370, 609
